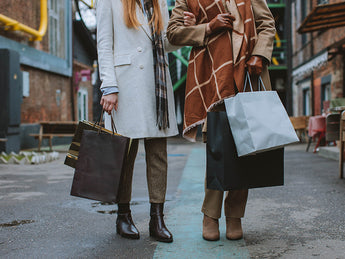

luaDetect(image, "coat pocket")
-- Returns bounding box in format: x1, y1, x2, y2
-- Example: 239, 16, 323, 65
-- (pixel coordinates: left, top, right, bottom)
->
114, 54, 131, 67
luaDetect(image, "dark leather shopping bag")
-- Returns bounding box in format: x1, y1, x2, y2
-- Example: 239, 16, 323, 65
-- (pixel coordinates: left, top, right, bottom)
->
70, 120, 130, 202
206, 111, 284, 191
64, 120, 120, 169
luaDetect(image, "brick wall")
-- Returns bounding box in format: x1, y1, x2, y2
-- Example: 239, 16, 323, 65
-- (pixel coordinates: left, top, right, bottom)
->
20, 66, 73, 123
1, 2, 76, 123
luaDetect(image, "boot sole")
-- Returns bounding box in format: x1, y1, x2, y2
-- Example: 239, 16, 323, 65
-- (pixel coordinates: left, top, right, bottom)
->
226, 235, 243, 241
116, 227, 140, 240
117, 231, 140, 240
202, 236, 220, 241
150, 234, 173, 243
149, 230, 173, 243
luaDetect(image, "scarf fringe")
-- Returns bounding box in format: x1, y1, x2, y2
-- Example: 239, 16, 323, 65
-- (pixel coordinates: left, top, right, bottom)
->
183, 94, 237, 141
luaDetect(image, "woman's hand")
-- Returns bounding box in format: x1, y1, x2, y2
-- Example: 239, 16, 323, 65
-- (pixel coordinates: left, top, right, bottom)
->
246, 56, 264, 76
100, 93, 118, 115
183, 11, 196, 26
207, 13, 235, 35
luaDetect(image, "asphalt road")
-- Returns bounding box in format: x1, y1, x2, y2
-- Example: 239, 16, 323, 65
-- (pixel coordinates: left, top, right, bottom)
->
1, 139, 345, 258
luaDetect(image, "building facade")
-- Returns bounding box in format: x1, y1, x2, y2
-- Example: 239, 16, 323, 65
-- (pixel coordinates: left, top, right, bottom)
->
0, 0, 96, 151
291, 0, 345, 116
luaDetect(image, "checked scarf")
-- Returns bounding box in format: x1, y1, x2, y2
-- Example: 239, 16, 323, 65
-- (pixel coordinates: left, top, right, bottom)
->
143, 0, 169, 130
183, 0, 256, 140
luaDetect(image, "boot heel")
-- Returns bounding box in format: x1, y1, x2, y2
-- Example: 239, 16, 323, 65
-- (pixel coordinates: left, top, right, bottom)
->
116, 203, 140, 240
149, 203, 173, 243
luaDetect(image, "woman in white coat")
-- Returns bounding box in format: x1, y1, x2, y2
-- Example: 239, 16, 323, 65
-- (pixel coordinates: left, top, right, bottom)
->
97, 0, 179, 243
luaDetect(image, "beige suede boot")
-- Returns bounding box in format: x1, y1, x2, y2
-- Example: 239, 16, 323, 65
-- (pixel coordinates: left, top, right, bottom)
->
226, 217, 243, 240
202, 214, 220, 241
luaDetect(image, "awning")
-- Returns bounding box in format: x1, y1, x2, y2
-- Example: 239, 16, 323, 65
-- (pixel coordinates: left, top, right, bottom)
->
292, 51, 328, 78
298, 2, 345, 33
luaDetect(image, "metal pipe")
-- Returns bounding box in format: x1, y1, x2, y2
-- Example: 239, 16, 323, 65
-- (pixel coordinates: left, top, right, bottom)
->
0, 0, 48, 41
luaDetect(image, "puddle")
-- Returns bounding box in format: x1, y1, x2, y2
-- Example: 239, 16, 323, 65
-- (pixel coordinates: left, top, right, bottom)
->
168, 154, 186, 157
97, 210, 117, 214
0, 219, 35, 227
130, 201, 146, 206
92, 199, 171, 214
91, 202, 116, 208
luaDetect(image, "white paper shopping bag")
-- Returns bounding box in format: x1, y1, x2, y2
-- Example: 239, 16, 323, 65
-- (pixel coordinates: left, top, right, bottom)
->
224, 73, 299, 157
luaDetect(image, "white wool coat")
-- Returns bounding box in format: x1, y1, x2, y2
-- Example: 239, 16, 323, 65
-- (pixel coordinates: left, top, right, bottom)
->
97, 0, 179, 138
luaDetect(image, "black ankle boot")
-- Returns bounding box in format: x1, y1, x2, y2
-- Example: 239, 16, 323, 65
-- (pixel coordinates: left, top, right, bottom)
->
149, 203, 173, 243
116, 203, 140, 239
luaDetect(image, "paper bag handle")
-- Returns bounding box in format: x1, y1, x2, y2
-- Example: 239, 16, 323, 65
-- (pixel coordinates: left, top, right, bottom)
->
94, 110, 118, 135
243, 72, 267, 92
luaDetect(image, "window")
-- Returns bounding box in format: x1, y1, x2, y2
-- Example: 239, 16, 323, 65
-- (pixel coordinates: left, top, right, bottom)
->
301, 0, 308, 45
78, 88, 88, 121
48, 0, 65, 59
317, 0, 329, 5
321, 82, 331, 112
303, 88, 311, 116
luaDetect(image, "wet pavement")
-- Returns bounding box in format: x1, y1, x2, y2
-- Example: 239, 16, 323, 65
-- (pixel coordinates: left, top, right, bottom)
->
1, 138, 345, 258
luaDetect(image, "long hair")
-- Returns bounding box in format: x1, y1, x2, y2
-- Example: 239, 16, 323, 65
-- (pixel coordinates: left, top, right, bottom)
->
122, 0, 163, 34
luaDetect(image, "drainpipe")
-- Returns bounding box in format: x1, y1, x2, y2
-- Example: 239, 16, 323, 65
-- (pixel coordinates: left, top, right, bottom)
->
0, 0, 48, 41
286, 0, 293, 115
343, 52, 345, 98
310, 0, 315, 116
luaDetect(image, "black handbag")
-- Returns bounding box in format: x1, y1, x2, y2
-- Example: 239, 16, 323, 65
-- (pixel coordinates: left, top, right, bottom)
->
206, 111, 284, 191
70, 116, 130, 202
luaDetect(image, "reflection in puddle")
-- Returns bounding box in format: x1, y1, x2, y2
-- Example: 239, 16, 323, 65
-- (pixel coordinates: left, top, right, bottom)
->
168, 154, 186, 157
0, 219, 35, 227
97, 210, 117, 214
92, 200, 148, 214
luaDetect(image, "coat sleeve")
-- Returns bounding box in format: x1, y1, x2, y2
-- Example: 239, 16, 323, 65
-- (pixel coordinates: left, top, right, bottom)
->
96, 0, 118, 91
166, 0, 208, 47
251, 0, 276, 63
160, 0, 180, 53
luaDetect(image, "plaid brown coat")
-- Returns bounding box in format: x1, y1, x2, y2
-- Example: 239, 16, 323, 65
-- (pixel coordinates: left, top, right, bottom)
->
167, 0, 276, 141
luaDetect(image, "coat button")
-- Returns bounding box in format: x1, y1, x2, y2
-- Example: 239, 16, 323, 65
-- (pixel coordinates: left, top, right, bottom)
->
137, 47, 143, 52
139, 65, 144, 69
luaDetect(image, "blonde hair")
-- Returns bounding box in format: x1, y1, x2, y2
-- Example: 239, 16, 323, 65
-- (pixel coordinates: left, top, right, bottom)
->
122, 0, 163, 34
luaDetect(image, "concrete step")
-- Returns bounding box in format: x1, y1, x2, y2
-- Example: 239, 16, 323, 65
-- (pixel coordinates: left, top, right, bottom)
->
318, 146, 339, 161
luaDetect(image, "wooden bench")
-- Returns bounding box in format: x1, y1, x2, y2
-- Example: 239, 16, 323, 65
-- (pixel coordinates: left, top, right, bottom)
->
29, 121, 78, 151
289, 116, 310, 142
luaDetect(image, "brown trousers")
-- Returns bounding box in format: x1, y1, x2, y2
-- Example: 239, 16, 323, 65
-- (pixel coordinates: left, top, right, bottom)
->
117, 138, 167, 204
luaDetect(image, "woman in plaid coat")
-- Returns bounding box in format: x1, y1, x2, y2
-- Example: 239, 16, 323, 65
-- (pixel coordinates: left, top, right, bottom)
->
167, 0, 276, 241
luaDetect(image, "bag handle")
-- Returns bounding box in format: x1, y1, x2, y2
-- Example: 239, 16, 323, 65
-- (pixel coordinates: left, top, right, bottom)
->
258, 76, 267, 91
243, 71, 253, 92
243, 71, 266, 92
93, 110, 118, 135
